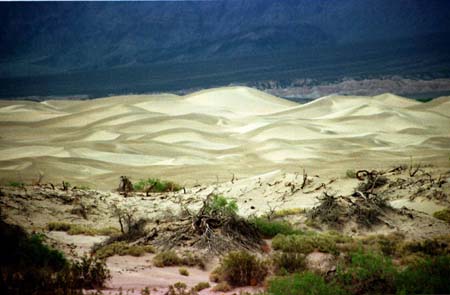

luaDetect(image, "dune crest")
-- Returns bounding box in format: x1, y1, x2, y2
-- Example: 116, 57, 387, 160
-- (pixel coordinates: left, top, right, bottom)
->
0, 87, 448, 189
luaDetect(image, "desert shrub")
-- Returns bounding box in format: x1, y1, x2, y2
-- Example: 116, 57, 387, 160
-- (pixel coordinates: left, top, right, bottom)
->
166, 282, 190, 295
1, 218, 110, 294
336, 249, 397, 294
272, 233, 341, 255
153, 251, 205, 269
65, 255, 111, 289
141, 287, 151, 295
133, 178, 181, 192
272, 252, 305, 274
268, 272, 347, 295
203, 194, 238, 216
272, 208, 305, 218
181, 251, 206, 269
22, 233, 67, 270
400, 236, 450, 257
111, 204, 148, 239
213, 251, 269, 287
192, 281, 210, 292
361, 233, 405, 256
345, 169, 356, 178
396, 255, 450, 294
250, 217, 301, 238
7, 181, 25, 188
48, 222, 119, 236
95, 241, 155, 259
212, 281, 232, 292
153, 251, 182, 267
179, 267, 189, 276
433, 208, 450, 224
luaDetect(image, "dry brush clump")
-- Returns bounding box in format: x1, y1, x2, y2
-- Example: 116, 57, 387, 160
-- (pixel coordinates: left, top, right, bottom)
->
153, 250, 205, 269
211, 251, 269, 287
148, 194, 264, 254
308, 168, 398, 229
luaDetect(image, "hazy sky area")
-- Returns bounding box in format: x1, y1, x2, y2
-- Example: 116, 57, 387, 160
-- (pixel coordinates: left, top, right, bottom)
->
0, 0, 450, 99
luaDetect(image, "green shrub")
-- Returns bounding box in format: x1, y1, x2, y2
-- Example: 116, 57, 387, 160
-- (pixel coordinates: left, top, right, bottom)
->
268, 272, 347, 295
178, 267, 189, 276
95, 241, 155, 259
166, 282, 190, 295
23, 233, 68, 270
65, 255, 111, 289
1, 218, 110, 293
204, 194, 238, 216
250, 217, 301, 238
345, 169, 356, 178
272, 233, 340, 255
153, 251, 205, 269
433, 208, 450, 224
133, 178, 181, 192
336, 250, 397, 294
153, 251, 183, 267
213, 251, 269, 287
401, 236, 450, 257
7, 181, 25, 188
192, 281, 210, 292
272, 208, 305, 218
212, 281, 232, 292
396, 255, 450, 294
272, 252, 305, 274
48, 222, 120, 236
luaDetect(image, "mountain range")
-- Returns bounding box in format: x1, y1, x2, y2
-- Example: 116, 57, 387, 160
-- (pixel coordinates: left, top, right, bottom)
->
1, 0, 450, 98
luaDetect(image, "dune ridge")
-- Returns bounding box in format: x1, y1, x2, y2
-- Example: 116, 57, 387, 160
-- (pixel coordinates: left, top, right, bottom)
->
0, 86, 449, 189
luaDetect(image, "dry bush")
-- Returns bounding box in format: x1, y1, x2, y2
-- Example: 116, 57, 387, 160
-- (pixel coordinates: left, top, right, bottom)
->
153, 251, 205, 269
94, 241, 155, 259
212, 251, 269, 287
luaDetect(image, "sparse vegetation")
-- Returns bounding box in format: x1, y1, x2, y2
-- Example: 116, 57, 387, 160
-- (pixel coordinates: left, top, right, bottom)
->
396, 255, 450, 294
272, 252, 305, 274
153, 251, 205, 269
178, 267, 189, 276
346, 169, 356, 178
272, 207, 305, 218
67, 255, 111, 289
212, 281, 232, 292
336, 249, 397, 294
433, 208, 450, 224
133, 178, 181, 193
272, 232, 350, 255
7, 181, 25, 188
250, 217, 301, 238
268, 272, 347, 295
203, 194, 238, 216
212, 251, 269, 287
95, 241, 155, 259
192, 281, 210, 292
47, 222, 119, 236
149, 194, 262, 254
1, 217, 110, 294
166, 282, 191, 295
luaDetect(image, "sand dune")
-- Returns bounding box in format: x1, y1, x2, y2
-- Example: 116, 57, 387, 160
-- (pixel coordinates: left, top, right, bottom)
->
0, 86, 449, 189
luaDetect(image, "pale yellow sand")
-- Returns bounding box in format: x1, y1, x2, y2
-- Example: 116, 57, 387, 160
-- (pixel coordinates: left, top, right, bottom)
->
0, 86, 449, 189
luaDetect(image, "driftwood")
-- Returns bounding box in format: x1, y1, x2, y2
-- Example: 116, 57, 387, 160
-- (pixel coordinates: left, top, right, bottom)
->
118, 176, 133, 197
308, 190, 393, 229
